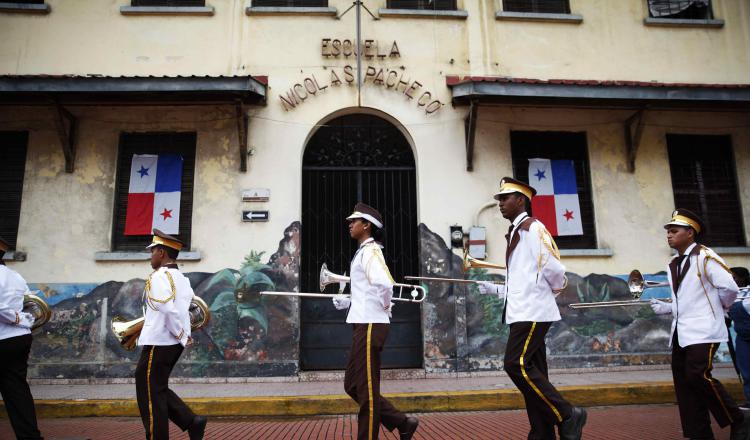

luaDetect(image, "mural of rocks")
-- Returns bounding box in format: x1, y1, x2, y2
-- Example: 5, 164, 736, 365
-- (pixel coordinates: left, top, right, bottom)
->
26, 222, 301, 379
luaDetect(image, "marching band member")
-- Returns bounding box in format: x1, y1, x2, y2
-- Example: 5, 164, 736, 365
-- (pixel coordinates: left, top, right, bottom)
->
650, 209, 748, 440
332, 203, 419, 440
0, 237, 43, 440
477, 178, 586, 440
135, 230, 206, 440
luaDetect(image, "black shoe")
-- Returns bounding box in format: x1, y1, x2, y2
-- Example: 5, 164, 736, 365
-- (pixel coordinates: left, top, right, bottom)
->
399, 416, 419, 440
188, 415, 207, 440
730, 408, 750, 440
559, 407, 587, 440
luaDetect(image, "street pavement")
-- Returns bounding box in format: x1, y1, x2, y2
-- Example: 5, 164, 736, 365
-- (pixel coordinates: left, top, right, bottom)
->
0, 405, 732, 440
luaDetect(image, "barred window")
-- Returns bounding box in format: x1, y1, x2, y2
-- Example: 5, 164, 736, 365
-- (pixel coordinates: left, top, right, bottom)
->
112, 133, 196, 251
502, 0, 570, 14
251, 0, 327, 6
511, 131, 596, 249
667, 134, 744, 247
387, 0, 457, 10
131, 0, 205, 6
0, 132, 28, 250
647, 0, 712, 19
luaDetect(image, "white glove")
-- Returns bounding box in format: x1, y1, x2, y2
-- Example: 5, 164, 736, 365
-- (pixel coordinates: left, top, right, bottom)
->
16, 312, 35, 329
650, 299, 672, 315
332, 295, 351, 310
385, 301, 395, 318
476, 281, 502, 296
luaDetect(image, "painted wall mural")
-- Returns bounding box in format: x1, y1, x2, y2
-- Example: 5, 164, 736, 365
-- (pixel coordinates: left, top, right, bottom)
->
26, 222, 301, 379
21, 221, 728, 379
416, 223, 729, 372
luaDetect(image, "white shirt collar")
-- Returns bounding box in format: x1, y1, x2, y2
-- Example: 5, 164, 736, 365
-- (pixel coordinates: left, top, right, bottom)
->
359, 237, 375, 248
512, 212, 529, 228
682, 242, 698, 256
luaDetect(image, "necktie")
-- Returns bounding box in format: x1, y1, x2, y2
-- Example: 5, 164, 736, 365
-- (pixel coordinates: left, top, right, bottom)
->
676, 255, 687, 280
505, 224, 514, 244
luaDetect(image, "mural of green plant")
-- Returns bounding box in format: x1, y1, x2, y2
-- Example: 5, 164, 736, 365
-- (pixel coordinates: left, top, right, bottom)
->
199, 250, 276, 361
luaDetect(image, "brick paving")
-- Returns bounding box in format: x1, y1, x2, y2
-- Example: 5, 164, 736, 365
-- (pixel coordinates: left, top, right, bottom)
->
0, 405, 731, 440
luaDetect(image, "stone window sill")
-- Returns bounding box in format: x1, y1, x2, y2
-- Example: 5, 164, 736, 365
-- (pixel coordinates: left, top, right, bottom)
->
377, 8, 468, 19
94, 251, 202, 261
0, 2, 50, 13
713, 247, 750, 256
495, 11, 582, 23
120, 5, 215, 16
643, 17, 724, 28
245, 6, 337, 17
559, 248, 613, 258
1, 251, 27, 262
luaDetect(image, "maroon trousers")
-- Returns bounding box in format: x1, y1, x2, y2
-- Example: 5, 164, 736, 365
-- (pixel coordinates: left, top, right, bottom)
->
344, 323, 407, 440
504, 322, 573, 440
135, 344, 196, 440
672, 331, 742, 439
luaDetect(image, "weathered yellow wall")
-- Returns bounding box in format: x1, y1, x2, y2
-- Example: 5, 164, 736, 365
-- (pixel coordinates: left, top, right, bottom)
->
1, 0, 749, 283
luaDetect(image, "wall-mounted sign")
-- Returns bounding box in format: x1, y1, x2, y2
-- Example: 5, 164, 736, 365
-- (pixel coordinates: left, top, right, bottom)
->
242, 188, 270, 202
321, 39, 400, 59
278, 38, 443, 115
243, 211, 269, 222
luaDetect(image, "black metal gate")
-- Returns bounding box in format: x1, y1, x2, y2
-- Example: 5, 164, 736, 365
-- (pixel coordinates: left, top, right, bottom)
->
300, 114, 422, 370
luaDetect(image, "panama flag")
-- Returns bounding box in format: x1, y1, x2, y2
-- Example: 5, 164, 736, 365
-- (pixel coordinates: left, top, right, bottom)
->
124, 154, 183, 236
527, 158, 583, 236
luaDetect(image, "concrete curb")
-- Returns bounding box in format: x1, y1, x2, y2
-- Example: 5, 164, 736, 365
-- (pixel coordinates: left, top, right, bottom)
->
1, 381, 742, 418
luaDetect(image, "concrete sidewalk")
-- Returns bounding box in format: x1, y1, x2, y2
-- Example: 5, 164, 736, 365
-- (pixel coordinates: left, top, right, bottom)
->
3, 365, 744, 419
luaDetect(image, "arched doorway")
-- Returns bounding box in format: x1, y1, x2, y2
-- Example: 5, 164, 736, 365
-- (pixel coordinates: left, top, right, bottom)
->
300, 113, 422, 370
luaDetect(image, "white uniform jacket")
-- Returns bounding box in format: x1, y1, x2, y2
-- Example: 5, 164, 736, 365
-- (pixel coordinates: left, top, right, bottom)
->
0, 264, 33, 341
137, 266, 193, 347
346, 238, 395, 324
665, 243, 738, 348
504, 214, 567, 324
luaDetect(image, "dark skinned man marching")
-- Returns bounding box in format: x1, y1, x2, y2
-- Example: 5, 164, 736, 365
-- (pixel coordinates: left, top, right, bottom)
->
477, 178, 586, 440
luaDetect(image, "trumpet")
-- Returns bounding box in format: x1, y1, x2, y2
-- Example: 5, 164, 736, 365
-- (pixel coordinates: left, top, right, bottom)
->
405, 248, 505, 286
111, 296, 211, 351
568, 270, 671, 309
261, 263, 427, 303
23, 294, 52, 330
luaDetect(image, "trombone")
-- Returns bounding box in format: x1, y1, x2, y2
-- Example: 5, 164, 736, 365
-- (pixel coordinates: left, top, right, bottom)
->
568, 270, 672, 309
261, 263, 427, 303
405, 248, 505, 286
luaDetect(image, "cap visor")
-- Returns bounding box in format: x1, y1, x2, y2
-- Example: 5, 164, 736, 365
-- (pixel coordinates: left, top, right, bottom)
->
145, 242, 158, 250
664, 221, 692, 229
493, 188, 520, 200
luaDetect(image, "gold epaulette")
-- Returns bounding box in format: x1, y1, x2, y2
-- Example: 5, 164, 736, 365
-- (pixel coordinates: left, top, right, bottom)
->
699, 245, 733, 289
364, 244, 396, 285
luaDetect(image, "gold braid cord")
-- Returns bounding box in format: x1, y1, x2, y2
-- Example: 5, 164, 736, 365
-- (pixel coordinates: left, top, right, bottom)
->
536, 224, 561, 274
145, 270, 177, 310
700, 246, 734, 288
694, 247, 719, 318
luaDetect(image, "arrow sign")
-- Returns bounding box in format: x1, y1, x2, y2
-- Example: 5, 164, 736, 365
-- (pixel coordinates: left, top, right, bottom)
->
242, 210, 269, 222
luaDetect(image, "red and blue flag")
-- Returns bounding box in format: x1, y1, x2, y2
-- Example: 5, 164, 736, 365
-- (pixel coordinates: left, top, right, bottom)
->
124, 154, 183, 236
528, 158, 583, 236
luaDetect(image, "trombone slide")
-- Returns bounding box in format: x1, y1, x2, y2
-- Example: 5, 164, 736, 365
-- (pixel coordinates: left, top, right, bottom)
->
261, 290, 425, 303
404, 276, 504, 286
568, 298, 672, 309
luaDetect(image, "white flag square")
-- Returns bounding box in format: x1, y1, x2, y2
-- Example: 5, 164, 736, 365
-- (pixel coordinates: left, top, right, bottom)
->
152, 191, 181, 234
128, 154, 158, 193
